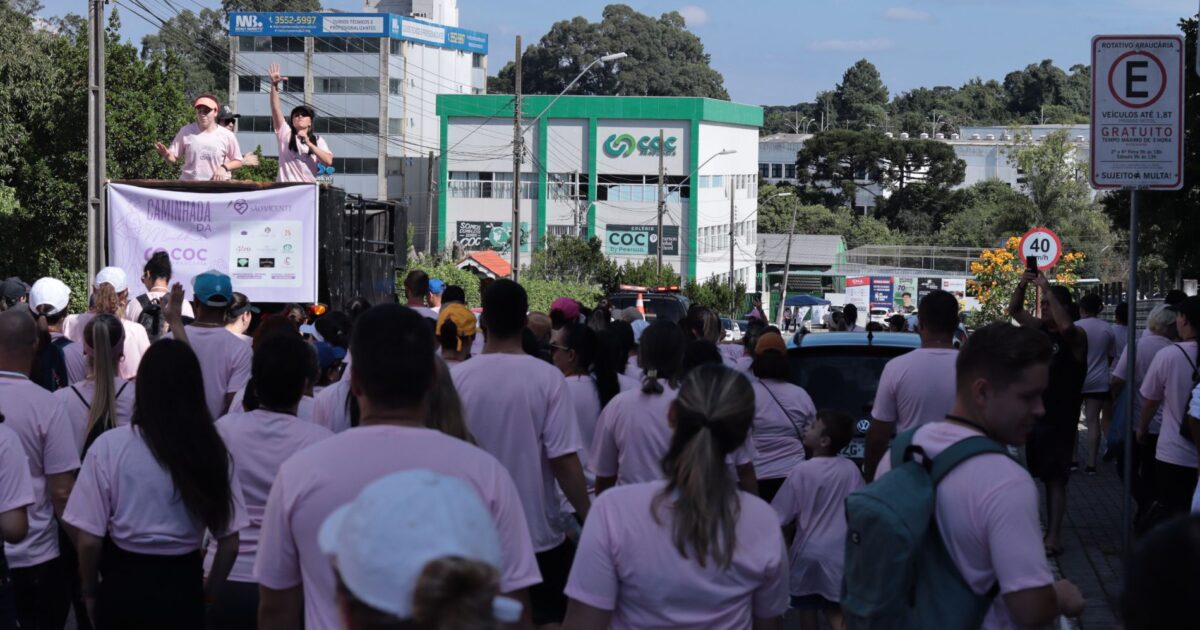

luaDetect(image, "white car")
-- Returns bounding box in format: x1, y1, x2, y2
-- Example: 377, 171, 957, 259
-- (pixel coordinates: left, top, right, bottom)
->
869, 308, 889, 324
720, 317, 743, 342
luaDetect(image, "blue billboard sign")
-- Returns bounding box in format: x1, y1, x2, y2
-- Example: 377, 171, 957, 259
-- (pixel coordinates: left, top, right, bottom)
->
229, 12, 488, 54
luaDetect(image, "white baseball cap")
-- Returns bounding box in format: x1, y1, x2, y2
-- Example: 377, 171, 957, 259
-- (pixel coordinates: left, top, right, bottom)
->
28, 278, 71, 316
318, 469, 522, 623
94, 266, 128, 293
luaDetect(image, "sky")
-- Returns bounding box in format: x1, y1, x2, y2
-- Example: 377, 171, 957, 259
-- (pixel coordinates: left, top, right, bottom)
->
37, 0, 1198, 105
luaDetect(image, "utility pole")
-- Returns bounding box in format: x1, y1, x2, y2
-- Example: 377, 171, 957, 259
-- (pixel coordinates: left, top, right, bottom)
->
656, 128, 665, 276
424, 150, 436, 253
776, 202, 799, 328
87, 0, 107, 284
728, 179, 736, 315
510, 35, 522, 282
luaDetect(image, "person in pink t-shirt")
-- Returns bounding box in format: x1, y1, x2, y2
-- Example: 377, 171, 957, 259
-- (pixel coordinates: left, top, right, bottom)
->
564, 364, 790, 629
155, 94, 243, 181
1138, 296, 1200, 518
206, 333, 333, 629
255, 304, 541, 630
1077, 294, 1116, 474
451, 280, 590, 626
0, 421, 35, 544
267, 64, 333, 183
863, 289, 960, 481
773, 410, 862, 630
54, 314, 136, 454
873, 323, 1085, 628
0, 309, 80, 630
64, 339, 249, 630
749, 331, 815, 502
169, 270, 253, 418
66, 267, 153, 381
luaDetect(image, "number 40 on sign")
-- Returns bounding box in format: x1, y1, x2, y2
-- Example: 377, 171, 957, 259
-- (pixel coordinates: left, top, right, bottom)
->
1020, 227, 1063, 271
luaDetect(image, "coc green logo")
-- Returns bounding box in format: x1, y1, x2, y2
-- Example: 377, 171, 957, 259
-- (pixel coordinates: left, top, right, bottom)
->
603, 133, 677, 158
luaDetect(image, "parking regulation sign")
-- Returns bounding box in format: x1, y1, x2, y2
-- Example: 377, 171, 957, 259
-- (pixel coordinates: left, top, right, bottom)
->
1091, 35, 1184, 190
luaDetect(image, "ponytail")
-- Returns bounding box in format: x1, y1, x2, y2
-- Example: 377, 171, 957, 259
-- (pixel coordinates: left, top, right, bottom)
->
652, 364, 754, 569
637, 321, 685, 395
84, 315, 124, 443
426, 359, 475, 445
437, 319, 461, 353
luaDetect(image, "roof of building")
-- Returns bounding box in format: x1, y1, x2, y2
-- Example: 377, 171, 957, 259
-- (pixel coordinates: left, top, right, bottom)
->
758, 234, 845, 267
759, 133, 812, 143
437, 95, 762, 127
457, 250, 512, 279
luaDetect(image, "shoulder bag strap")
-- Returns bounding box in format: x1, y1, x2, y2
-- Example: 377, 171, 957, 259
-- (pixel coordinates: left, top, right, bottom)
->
70, 385, 90, 409
759, 380, 803, 439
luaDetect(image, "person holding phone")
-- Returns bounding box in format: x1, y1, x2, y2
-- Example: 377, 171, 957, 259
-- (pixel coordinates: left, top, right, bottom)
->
266, 64, 334, 183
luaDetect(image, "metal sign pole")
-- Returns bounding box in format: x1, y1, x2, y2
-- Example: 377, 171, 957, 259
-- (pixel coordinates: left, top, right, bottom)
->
1122, 189, 1140, 569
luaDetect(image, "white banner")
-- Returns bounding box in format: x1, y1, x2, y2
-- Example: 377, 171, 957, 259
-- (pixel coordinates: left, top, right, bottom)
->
107, 183, 319, 303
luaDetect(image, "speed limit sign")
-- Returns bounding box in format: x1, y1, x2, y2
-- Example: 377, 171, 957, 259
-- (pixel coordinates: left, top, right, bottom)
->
1020, 227, 1063, 271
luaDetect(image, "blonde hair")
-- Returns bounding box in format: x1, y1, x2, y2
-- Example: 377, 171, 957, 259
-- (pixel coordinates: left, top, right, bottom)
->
425, 359, 475, 445
1147, 304, 1177, 337
92, 283, 125, 316
653, 364, 754, 569
84, 314, 124, 441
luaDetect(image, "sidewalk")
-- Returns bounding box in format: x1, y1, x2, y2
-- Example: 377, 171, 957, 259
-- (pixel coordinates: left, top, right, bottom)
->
1044, 428, 1126, 629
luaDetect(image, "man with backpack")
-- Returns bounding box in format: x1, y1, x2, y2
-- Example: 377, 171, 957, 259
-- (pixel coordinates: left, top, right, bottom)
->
126, 251, 193, 341
843, 323, 1084, 628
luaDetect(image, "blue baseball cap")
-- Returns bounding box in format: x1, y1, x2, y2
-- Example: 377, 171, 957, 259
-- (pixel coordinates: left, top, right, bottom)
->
315, 341, 347, 370
429, 278, 446, 295
191, 270, 234, 307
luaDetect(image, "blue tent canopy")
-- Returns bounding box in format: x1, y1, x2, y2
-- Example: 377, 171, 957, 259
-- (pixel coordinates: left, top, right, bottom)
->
784, 294, 831, 307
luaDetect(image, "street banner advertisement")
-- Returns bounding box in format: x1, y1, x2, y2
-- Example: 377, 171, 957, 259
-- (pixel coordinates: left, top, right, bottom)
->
108, 183, 319, 303
604, 224, 679, 256
917, 277, 942, 301
893, 277, 918, 314
456, 221, 529, 254
941, 278, 967, 298
845, 276, 871, 321
870, 276, 894, 309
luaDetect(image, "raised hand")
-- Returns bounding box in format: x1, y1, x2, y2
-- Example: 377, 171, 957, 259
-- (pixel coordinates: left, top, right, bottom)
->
267, 63, 286, 87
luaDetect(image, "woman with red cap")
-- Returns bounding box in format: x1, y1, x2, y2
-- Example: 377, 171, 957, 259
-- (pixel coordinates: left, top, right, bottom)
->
154, 94, 244, 181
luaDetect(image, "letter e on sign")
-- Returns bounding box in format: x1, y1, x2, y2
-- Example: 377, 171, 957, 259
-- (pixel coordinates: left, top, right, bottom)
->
1020, 227, 1062, 271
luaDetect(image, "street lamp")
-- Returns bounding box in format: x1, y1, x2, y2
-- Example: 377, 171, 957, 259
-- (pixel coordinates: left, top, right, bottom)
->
512, 51, 628, 280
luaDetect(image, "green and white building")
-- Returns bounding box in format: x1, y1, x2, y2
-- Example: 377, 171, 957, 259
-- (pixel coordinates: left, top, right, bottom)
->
436, 95, 763, 282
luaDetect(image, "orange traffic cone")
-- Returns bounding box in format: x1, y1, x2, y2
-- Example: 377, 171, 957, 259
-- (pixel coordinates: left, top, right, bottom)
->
636, 292, 645, 316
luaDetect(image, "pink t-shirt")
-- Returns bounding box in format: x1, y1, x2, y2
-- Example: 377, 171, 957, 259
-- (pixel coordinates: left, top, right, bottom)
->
227, 389, 315, 423
64, 425, 249, 555
65, 314, 152, 381
1077, 317, 1115, 394
875, 422, 1054, 628
1113, 332, 1173, 434
125, 288, 194, 324
169, 123, 241, 181
253, 425, 541, 630
451, 353, 582, 552
750, 378, 815, 480
51, 333, 88, 385
167, 326, 253, 419
275, 122, 331, 183
564, 374, 637, 479
565, 480, 789, 629
770, 456, 864, 600
0, 424, 35, 519
591, 382, 677, 485
312, 378, 353, 433
872, 348, 958, 432
53, 377, 137, 453
1112, 323, 1129, 364
209, 410, 332, 582
0, 377, 80, 567
1140, 340, 1200, 468
719, 344, 746, 369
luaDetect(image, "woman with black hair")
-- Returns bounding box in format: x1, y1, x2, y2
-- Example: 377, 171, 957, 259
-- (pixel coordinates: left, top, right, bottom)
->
63, 340, 248, 629
551, 324, 629, 494
564, 364, 789, 628
267, 63, 333, 182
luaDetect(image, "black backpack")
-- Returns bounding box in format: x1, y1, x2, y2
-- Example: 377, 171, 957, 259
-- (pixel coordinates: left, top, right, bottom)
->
136, 294, 166, 341
1177, 345, 1200, 441
31, 337, 72, 392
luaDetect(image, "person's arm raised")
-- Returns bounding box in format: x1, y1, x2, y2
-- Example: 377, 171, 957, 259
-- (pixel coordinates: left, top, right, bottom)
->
1008, 271, 1041, 329
267, 63, 287, 132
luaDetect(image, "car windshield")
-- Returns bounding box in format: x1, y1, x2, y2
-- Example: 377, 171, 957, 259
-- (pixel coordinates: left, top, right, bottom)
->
788, 346, 914, 432
607, 295, 687, 323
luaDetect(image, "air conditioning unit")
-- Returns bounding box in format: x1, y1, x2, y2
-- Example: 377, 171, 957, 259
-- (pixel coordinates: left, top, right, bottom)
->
899, 132, 910, 140
935, 133, 945, 140
985, 134, 996, 140
919, 133, 929, 139
884, 132, 894, 138
951, 133, 960, 140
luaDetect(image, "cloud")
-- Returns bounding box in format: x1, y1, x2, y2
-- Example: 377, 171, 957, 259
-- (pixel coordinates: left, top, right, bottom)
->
883, 7, 934, 23
807, 38, 895, 53
677, 5, 709, 27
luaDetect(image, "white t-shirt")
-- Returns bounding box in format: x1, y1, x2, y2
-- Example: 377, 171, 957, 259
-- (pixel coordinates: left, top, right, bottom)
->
451, 353, 583, 552
167, 326, 253, 419
872, 348, 958, 432
53, 377, 137, 454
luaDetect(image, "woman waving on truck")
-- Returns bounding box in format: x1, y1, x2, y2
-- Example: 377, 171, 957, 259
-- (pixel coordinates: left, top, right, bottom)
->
267, 63, 334, 183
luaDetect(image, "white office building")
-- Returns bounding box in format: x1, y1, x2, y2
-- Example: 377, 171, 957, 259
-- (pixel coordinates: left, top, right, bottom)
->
227, 0, 487, 246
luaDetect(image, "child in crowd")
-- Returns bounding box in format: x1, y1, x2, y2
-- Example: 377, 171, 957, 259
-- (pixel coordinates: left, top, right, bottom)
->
772, 410, 863, 630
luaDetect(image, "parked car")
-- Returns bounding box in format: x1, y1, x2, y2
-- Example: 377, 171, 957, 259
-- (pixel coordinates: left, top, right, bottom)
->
605, 286, 690, 323
869, 308, 890, 324
820, 305, 844, 329
786, 332, 920, 463
720, 317, 743, 342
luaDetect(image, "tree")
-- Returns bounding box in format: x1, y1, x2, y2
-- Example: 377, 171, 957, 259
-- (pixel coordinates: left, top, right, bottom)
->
526, 235, 618, 287
936, 181, 1037, 248
682, 276, 746, 317
612, 259, 679, 294
1002, 60, 1090, 122
495, 4, 729, 99
834, 59, 888, 129
221, 0, 321, 12
140, 8, 228, 101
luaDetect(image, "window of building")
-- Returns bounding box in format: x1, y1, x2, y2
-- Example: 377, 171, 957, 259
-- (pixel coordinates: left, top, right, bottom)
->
389, 79, 402, 95
386, 158, 403, 176
472, 53, 484, 69
784, 163, 797, 179
239, 36, 305, 53
387, 119, 403, 135
314, 117, 380, 135
771, 163, 783, 179
238, 75, 304, 93
315, 77, 378, 94
238, 116, 273, 132
595, 174, 688, 202
330, 157, 379, 175
759, 163, 770, 179
314, 37, 380, 54
549, 172, 588, 202
390, 40, 404, 55
447, 172, 537, 199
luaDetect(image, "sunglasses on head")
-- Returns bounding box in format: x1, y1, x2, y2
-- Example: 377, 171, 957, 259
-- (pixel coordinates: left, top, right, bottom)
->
195, 105, 214, 115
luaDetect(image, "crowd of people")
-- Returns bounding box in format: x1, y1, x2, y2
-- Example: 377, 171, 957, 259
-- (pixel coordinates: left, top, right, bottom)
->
0, 257, 1195, 630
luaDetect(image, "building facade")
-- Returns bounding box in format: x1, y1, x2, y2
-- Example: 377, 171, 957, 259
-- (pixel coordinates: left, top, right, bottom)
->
438, 95, 763, 282
227, 0, 487, 247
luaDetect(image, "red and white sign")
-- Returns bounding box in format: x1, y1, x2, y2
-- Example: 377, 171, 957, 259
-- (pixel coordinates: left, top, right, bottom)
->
1020, 227, 1062, 271
1090, 35, 1185, 190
